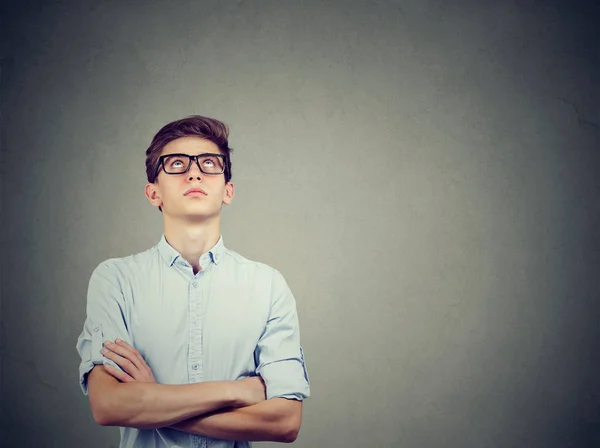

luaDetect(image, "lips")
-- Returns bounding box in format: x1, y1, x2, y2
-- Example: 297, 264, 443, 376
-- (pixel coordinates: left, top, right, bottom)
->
184, 187, 207, 196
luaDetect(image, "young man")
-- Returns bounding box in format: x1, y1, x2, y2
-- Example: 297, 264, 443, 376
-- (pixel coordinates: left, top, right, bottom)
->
76, 116, 310, 448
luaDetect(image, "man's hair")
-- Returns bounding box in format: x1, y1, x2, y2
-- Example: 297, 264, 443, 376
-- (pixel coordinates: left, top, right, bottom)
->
145, 115, 233, 184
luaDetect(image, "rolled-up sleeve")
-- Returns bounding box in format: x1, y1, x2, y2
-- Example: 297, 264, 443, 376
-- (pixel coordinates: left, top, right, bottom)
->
75, 261, 133, 395
255, 269, 310, 401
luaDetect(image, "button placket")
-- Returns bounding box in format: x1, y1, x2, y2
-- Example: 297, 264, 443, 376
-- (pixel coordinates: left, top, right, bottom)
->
188, 273, 205, 384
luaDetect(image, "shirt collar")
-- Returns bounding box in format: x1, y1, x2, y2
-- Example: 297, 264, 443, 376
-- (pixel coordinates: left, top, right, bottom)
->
157, 234, 225, 267
208, 236, 225, 265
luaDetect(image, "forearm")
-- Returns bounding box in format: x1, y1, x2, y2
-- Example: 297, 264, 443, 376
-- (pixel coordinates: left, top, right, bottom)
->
103, 382, 237, 429
89, 367, 237, 429
171, 398, 302, 443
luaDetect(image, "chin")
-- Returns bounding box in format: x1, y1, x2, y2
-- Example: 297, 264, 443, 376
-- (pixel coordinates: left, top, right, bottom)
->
163, 205, 213, 220
183, 206, 219, 220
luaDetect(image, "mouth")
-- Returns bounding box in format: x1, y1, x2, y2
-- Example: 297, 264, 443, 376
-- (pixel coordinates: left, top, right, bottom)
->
184, 188, 207, 196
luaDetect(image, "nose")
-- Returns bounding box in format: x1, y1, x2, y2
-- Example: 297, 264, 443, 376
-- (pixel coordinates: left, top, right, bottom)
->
187, 158, 203, 180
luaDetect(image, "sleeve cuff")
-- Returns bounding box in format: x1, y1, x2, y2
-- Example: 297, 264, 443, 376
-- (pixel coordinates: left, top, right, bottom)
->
260, 358, 311, 400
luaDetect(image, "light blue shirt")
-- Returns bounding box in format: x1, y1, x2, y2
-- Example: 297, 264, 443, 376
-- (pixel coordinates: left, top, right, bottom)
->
76, 235, 310, 448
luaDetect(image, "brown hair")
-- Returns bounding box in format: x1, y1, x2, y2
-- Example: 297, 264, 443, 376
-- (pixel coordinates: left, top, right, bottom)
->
145, 115, 233, 184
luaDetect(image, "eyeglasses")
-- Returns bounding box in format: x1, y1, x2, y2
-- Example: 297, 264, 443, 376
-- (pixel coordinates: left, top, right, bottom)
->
154, 153, 226, 178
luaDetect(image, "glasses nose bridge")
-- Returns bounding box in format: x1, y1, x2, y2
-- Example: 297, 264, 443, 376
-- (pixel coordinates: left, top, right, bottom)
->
187, 155, 204, 176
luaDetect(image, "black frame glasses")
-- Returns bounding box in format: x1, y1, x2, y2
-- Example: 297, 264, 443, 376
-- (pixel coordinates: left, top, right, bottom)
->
154, 153, 227, 178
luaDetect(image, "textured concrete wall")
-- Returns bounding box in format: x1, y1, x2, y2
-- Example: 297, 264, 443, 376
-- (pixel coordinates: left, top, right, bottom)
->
1, 9, 9, 435
1, 1, 599, 447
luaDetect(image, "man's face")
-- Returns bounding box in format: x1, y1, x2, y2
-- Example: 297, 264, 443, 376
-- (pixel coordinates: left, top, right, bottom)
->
145, 136, 234, 219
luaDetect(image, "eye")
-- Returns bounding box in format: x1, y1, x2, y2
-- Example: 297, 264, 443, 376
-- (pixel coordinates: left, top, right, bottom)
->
165, 157, 186, 167
202, 158, 215, 167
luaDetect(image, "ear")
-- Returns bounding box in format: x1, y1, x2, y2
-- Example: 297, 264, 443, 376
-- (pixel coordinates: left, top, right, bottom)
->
222, 182, 235, 205
145, 183, 163, 208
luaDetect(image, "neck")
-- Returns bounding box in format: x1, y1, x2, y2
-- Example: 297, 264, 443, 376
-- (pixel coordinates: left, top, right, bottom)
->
163, 214, 221, 269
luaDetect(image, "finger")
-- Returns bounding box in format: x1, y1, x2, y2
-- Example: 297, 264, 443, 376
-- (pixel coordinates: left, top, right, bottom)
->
104, 364, 134, 383
114, 341, 154, 379
104, 341, 143, 370
115, 338, 146, 368
105, 340, 156, 383
101, 347, 138, 376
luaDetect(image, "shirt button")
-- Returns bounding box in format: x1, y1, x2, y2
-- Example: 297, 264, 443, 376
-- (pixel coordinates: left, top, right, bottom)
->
192, 364, 199, 370
93, 326, 100, 332
192, 282, 198, 288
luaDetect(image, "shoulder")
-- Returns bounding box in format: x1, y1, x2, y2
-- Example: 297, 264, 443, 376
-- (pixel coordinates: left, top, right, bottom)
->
221, 247, 288, 287
222, 247, 278, 273
91, 245, 160, 284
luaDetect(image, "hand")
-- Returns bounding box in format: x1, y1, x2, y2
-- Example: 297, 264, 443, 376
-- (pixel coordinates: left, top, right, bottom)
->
101, 339, 157, 383
233, 376, 267, 407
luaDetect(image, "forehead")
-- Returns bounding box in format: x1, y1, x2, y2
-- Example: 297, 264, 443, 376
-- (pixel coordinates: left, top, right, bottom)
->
161, 136, 221, 156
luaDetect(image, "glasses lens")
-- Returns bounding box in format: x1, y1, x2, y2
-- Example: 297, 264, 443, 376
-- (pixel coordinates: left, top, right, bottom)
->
163, 155, 190, 173
198, 154, 224, 174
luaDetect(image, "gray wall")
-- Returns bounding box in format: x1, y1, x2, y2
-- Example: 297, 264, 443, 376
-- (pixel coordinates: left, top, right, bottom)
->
0, 37, 4, 441
1, 1, 599, 447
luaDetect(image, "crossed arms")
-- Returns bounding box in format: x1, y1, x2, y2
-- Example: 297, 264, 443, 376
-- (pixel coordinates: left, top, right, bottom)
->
86, 340, 302, 443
